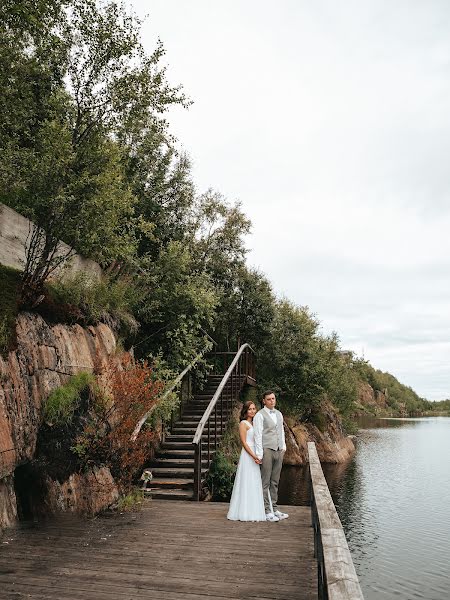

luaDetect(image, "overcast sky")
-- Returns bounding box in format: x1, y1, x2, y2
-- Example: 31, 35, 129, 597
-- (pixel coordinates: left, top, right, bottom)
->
127, 0, 450, 400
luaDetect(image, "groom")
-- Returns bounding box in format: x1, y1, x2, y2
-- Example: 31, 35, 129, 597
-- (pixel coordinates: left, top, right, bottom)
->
253, 390, 289, 522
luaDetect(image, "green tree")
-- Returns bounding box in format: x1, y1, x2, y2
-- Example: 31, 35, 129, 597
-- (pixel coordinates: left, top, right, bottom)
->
258, 299, 358, 418
135, 241, 218, 368
1, 0, 190, 303
190, 190, 251, 279
213, 265, 275, 351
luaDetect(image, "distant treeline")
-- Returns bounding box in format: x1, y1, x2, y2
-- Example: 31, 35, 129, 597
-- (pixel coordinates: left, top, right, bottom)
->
422, 398, 450, 414
0, 0, 430, 425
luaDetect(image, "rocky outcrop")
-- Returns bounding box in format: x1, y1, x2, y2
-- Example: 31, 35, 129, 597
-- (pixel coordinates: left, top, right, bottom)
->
284, 401, 355, 466
0, 476, 17, 528
42, 467, 119, 515
354, 381, 388, 415
0, 312, 118, 529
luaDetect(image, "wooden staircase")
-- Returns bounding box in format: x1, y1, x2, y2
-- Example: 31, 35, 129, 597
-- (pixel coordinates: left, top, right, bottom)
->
142, 345, 256, 501
146, 374, 233, 500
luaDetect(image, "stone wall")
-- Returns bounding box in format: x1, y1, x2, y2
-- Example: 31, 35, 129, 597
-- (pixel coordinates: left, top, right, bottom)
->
0, 313, 119, 528
0, 203, 101, 278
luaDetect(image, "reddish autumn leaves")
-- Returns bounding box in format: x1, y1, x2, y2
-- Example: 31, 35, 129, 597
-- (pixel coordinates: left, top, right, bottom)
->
75, 354, 163, 489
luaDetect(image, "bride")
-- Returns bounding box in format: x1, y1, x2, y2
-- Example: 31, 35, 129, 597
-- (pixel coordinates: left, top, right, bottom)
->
227, 400, 266, 521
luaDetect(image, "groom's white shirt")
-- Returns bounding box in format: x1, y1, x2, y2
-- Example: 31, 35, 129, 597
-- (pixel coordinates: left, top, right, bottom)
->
253, 406, 286, 460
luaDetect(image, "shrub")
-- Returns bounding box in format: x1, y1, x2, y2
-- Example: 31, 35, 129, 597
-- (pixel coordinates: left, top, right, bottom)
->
46, 271, 139, 336
74, 355, 163, 489
143, 354, 180, 428
308, 409, 327, 433
44, 372, 95, 426
0, 265, 21, 355
207, 450, 239, 501
206, 406, 242, 501
117, 490, 144, 512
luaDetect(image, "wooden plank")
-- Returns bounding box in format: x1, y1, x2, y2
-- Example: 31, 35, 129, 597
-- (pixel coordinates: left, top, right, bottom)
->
308, 445, 342, 530
0, 501, 317, 600
0, 574, 312, 600
307, 442, 364, 600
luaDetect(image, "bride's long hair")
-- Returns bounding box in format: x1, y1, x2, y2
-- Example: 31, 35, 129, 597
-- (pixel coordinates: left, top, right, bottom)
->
240, 401, 256, 421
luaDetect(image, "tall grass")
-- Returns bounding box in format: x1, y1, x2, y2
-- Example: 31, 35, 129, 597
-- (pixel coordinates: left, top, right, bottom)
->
47, 271, 139, 335
44, 372, 95, 426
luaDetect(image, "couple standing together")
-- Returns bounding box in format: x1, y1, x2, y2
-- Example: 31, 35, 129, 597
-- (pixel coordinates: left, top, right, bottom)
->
227, 391, 289, 522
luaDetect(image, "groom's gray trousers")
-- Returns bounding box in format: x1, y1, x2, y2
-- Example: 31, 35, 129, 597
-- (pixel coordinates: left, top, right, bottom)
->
260, 448, 284, 513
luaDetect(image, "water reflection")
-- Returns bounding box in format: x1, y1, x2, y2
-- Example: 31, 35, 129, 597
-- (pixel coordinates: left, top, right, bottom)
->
354, 415, 426, 429
279, 417, 450, 600
279, 455, 358, 508
278, 465, 310, 505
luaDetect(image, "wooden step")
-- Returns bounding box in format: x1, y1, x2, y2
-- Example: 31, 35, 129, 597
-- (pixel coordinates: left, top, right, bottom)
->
149, 467, 205, 478
170, 428, 223, 436
164, 432, 221, 441
193, 394, 231, 400
170, 427, 197, 435
164, 434, 195, 442
182, 408, 233, 416
150, 478, 194, 489
157, 449, 195, 459
161, 441, 194, 450
151, 458, 209, 468
175, 419, 222, 426
145, 488, 194, 500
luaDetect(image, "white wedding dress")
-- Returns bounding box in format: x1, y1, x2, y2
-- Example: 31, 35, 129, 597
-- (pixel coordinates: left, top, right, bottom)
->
227, 422, 266, 521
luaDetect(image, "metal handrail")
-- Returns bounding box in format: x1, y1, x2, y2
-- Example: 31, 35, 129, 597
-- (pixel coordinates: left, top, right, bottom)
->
192, 343, 256, 500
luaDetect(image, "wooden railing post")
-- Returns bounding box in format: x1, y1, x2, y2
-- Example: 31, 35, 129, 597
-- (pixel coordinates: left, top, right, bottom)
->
214, 405, 217, 452
245, 349, 248, 379
207, 418, 211, 465
193, 441, 202, 501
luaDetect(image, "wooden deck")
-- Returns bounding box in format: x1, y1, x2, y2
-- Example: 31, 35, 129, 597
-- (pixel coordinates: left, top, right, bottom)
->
0, 501, 317, 600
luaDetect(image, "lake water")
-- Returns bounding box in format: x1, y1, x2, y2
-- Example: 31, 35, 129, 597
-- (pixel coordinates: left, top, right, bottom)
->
278, 417, 450, 600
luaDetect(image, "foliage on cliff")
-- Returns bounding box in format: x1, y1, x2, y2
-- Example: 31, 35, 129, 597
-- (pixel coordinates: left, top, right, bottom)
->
46, 271, 139, 336
39, 355, 163, 488
72, 355, 163, 487
44, 371, 95, 425
353, 358, 427, 415
0, 265, 20, 355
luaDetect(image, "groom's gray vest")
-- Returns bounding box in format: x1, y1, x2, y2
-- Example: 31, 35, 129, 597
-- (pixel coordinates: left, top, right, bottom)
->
258, 408, 284, 451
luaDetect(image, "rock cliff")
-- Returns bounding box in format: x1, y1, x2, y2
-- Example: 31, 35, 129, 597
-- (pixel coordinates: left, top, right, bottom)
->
283, 401, 356, 465
0, 313, 119, 529
354, 381, 389, 415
